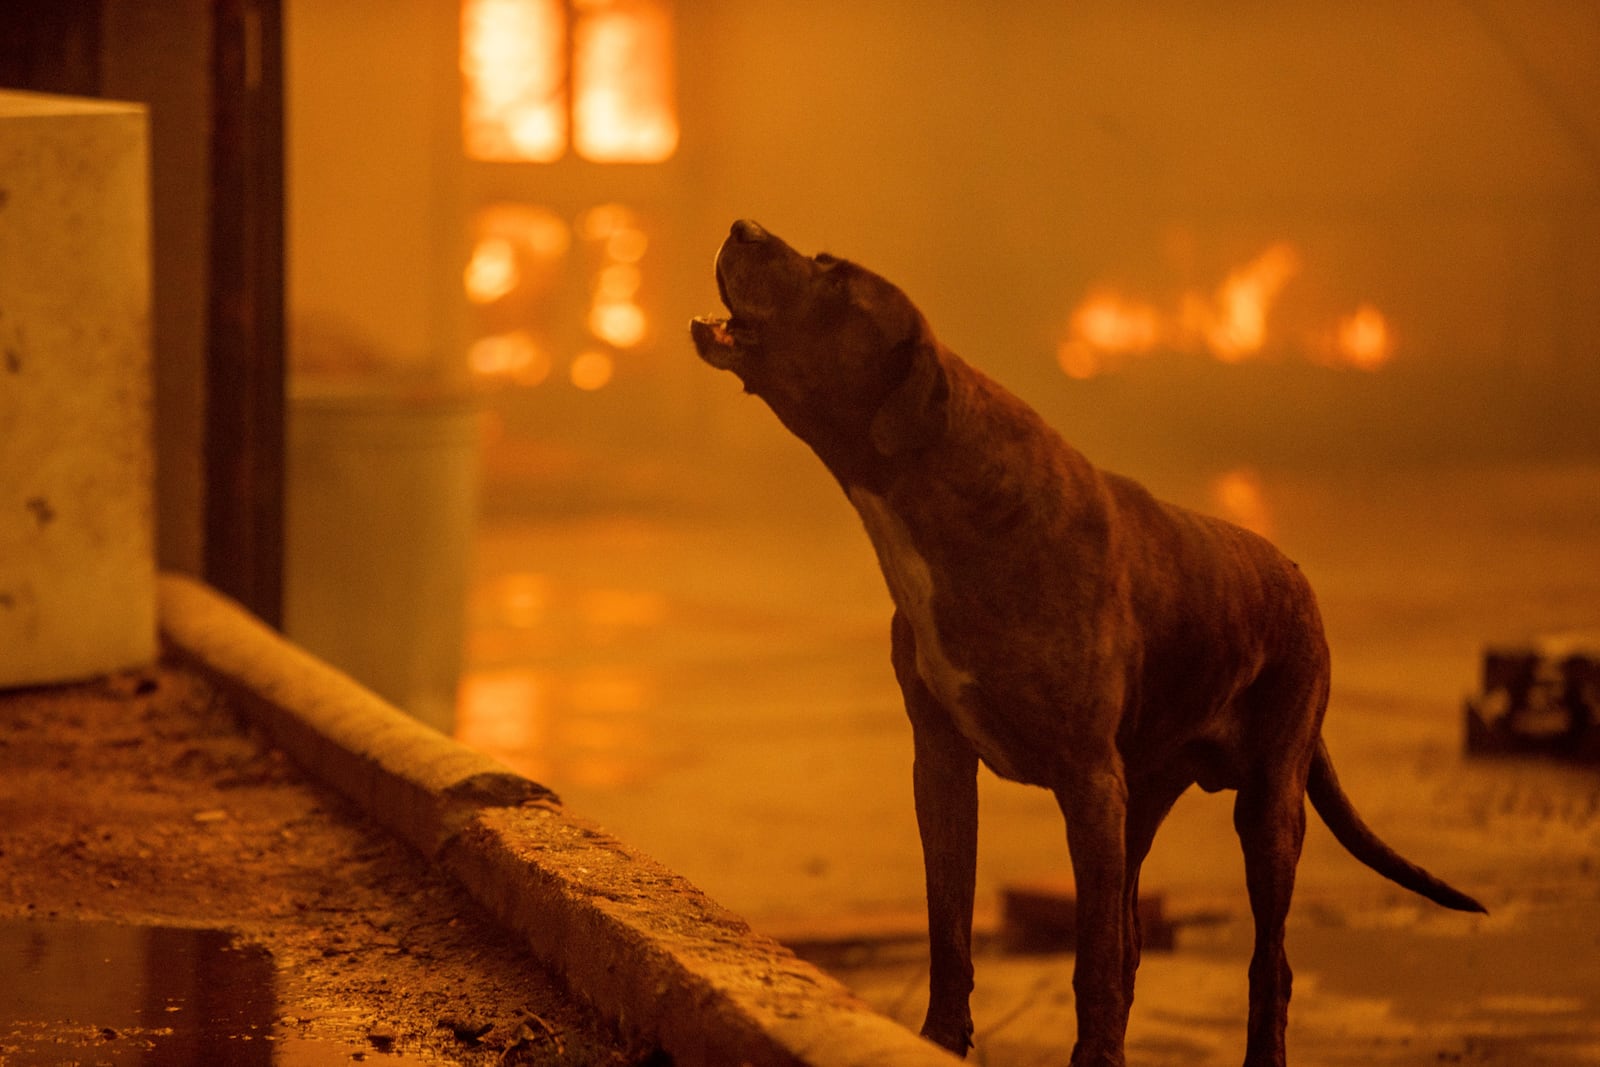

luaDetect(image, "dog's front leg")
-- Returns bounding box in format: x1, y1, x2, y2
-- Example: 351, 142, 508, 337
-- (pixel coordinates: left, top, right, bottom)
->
892, 613, 979, 1057
1056, 757, 1131, 1067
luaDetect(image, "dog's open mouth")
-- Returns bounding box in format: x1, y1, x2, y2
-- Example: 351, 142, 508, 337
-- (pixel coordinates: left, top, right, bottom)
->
692, 301, 763, 370
690, 314, 741, 369
691, 314, 735, 349
691, 243, 757, 370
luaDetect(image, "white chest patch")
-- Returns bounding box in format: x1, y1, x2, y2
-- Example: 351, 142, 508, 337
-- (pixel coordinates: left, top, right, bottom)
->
848, 489, 1020, 778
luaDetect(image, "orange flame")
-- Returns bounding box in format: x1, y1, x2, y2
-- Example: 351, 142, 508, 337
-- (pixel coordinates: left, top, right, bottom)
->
463, 204, 570, 304
1074, 290, 1163, 353
460, 0, 678, 164
1333, 303, 1393, 370
569, 349, 615, 390
1061, 241, 1395, 377
572, 0, 679, 163
579, 204, 651, 353
1210, 468, 1274, 538
461, 0, 567, 162
463, 238, 520, 304
1057, 290, 1163, 379
1194, 243, 1300, 361
468, 330, 553, 385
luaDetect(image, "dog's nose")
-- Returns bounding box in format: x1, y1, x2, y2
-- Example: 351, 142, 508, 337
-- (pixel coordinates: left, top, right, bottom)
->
730, 219, 768, 244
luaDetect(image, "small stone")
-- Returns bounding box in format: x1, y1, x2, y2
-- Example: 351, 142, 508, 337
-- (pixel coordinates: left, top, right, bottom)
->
437, 1014, 493, 1042
192, 809, 228, 824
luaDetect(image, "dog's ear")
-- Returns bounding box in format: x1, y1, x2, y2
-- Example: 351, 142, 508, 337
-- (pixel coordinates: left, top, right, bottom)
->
870, 331, 949, 457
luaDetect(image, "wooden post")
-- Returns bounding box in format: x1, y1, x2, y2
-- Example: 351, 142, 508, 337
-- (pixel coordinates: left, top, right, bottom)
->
205, 0, 285, 626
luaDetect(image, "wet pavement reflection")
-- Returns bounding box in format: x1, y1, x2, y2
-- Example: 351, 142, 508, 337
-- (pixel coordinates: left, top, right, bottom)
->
0, 920, 430, 1065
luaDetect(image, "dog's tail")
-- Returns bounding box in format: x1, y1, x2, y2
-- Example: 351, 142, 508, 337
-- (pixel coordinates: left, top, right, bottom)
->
1307, 738, 1487, 913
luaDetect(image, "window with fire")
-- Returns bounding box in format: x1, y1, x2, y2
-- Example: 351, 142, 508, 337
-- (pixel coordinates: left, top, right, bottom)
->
460, 0, 676, 393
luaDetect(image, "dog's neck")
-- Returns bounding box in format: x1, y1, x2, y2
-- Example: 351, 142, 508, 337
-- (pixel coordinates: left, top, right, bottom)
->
822, 355, 1101, 532
812, 439, 900, 498
759, 395, 904, 497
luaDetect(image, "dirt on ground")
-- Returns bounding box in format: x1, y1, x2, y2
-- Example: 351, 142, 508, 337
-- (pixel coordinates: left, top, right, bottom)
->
0, 656, 657, 1065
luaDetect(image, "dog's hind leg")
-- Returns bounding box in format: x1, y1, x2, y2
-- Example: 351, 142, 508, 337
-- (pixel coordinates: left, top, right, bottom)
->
892, 613, 980, 1056
1231, 646, 1328, 1067
1232, 767, 1308, 1067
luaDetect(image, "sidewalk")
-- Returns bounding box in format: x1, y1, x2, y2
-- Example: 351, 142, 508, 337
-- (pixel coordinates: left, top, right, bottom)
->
0, 658, 632, 1064
4, 577, 960, 1067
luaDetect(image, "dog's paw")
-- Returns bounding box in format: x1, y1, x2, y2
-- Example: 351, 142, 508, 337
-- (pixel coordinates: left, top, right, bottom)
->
920, 1016, 974, 1058
1068, 1042, 1127, 1067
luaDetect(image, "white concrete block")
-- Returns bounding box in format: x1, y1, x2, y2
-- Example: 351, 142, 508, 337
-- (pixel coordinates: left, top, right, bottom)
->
0, 90, 156, 688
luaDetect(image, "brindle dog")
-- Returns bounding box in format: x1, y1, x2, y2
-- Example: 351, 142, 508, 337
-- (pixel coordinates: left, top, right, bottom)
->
691, 219, 1484, 1067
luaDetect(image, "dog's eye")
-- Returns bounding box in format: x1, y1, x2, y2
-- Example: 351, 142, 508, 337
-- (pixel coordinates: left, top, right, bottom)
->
813, 253, 841, 269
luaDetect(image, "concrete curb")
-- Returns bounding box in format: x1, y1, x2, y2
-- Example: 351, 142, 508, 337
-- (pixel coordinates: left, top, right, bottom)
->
157, 574, 957, 1067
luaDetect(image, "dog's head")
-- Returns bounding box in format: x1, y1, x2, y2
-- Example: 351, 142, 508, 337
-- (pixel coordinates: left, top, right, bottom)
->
691, 220, 948, 467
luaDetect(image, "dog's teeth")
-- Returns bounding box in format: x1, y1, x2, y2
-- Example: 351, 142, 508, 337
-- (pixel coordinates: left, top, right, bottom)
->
698, 315, 735, 346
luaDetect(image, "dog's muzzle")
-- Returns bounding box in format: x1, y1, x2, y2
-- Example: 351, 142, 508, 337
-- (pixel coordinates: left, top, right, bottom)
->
690, 219, 772, 370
